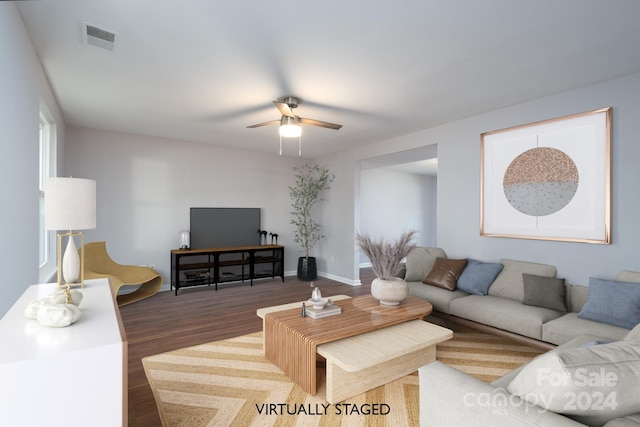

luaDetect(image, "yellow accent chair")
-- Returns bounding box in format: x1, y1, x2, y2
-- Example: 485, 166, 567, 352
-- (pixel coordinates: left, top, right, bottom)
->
82, 241, 162, 306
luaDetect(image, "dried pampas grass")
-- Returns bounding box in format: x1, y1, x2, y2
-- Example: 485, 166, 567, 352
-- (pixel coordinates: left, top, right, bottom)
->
355, 230, 417, 279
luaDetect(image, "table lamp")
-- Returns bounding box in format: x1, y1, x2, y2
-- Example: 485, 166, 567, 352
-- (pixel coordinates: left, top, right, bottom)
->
44, 177, 96, 291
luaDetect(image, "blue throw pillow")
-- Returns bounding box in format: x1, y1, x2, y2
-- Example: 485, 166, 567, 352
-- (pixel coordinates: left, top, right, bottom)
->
456, 259, 503, 295
578, 277, 640, 329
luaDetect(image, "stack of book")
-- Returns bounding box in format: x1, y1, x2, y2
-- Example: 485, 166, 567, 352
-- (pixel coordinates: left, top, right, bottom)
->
306, 304, 342, 319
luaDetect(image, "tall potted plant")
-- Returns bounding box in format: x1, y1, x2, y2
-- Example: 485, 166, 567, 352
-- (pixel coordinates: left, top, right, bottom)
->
355, 230, 417, 305
289, 163, 335, 281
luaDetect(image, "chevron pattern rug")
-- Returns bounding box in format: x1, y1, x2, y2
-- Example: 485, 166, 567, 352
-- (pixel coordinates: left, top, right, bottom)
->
142, 326, 544, 426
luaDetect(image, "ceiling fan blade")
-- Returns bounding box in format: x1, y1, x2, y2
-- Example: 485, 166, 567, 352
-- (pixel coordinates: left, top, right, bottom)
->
273, 101, 296, 118
246, 119, 280, 128
299, 117, 343, 130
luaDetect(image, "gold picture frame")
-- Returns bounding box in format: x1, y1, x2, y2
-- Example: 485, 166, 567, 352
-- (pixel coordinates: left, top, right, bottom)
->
480, 107, 611, 244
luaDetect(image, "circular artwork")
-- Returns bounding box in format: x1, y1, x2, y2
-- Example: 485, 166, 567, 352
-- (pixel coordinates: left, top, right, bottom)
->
503, 147, 579, 216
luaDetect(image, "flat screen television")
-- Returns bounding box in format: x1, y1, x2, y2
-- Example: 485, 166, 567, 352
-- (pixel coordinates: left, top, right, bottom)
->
190, 208, 261, 249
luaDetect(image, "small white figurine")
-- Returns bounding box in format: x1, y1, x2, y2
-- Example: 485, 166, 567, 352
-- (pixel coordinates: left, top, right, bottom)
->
24, 289, 83, 327
36, 303, 81, 327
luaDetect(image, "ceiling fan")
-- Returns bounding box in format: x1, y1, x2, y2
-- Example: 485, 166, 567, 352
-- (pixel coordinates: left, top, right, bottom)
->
247, 96, 342, 155
247, 96, 342, 137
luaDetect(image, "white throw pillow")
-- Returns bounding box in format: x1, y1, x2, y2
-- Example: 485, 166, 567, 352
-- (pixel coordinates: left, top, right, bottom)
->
507, 340, 640, 426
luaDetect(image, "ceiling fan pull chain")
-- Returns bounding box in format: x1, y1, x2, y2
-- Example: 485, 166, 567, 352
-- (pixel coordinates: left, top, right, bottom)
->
279, 135, 283, 156
298, 135, 302, 156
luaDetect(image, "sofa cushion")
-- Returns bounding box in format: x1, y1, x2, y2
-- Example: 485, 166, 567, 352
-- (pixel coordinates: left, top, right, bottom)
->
615, 271, 640, 336
617, 270, 640, 283
422, 258, 467, 291
404, 247, 446, 282
492, 334, 615, 390
567, 284, 589, 313
578, 277, 640, 329
542, 313, 630, 346
456, 258, 504, 295
449, 295, 563, 340
407, 281, 468, 314
488, 259, 557, 302
625, 323, 640, 342
507, 340, 640, 426
522, 273, 567, 312
419, 362, 586, 427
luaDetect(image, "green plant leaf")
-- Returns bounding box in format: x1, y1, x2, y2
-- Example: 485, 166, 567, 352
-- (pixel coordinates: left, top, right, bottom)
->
289, 164, 335, 258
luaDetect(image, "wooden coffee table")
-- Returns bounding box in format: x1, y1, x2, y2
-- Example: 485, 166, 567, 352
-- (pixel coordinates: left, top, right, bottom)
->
261, 295, 435, 397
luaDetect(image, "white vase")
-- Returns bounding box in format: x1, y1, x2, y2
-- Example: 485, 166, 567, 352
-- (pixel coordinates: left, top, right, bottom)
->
371, 277, 408, 306
62, 236, 80, 283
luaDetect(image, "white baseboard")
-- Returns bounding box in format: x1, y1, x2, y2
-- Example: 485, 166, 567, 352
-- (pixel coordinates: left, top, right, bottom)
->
287, 269, 361, 286
317, 271, 362, 286
156, 269, 363, 294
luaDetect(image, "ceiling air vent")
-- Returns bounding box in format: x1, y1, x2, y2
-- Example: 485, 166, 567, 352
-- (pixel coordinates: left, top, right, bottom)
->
82, 22, 118, 51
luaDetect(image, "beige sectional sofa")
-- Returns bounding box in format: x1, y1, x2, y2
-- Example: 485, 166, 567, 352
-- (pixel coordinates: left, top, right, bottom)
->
402, 247, 634, 347
404, 247, 640, 426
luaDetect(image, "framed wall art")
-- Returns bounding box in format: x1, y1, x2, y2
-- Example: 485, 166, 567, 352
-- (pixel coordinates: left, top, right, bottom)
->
480, 107, 611, 244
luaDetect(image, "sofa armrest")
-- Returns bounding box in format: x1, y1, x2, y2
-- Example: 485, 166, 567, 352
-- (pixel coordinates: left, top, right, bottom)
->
419, 362, 586, 427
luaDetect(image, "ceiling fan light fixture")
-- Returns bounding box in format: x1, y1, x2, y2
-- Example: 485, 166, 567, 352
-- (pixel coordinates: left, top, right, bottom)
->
279, 116, 302, 137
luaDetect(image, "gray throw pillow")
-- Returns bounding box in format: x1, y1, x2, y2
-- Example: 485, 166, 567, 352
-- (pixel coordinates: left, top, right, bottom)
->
456, 258, 503, 295
578, 277, 640, 329
522, 273, 567, 312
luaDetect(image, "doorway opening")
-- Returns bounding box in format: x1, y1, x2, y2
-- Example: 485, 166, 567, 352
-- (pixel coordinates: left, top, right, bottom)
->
357, 145, 438, 268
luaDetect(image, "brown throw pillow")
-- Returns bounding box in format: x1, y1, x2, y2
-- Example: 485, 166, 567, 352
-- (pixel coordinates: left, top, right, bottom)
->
423, 258, 468, 291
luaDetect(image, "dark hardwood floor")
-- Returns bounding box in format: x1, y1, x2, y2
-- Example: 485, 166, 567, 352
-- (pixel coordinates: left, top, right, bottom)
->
120, 270, 375, 427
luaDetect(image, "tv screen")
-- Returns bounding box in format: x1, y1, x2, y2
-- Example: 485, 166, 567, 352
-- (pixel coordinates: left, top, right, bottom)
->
190, 208, 261, 249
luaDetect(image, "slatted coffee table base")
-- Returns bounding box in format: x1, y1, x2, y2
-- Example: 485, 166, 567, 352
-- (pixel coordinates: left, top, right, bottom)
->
262, 295, 435, 396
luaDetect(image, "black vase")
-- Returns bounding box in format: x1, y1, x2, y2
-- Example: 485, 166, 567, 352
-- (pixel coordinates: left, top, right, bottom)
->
297, 256, 317, 281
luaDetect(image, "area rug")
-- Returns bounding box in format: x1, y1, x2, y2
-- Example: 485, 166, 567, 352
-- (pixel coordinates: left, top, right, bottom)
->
142, 327, 544, 426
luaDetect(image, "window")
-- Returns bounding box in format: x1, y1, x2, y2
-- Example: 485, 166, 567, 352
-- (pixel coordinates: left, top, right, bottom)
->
39, 102, 57, 282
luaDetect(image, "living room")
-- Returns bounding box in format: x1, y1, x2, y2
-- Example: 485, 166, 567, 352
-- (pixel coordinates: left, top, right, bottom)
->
2, 1, 640, 425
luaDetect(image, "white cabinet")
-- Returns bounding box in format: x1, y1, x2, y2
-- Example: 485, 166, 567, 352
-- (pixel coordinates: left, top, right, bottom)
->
0, 279, 127, 426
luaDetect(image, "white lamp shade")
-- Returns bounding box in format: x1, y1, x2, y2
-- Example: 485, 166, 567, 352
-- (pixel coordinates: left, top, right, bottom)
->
44, 177, 96, 231
279, 116, 302, 137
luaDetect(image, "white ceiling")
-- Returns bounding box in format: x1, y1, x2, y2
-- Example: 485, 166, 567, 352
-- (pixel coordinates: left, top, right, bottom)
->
16, 0, 640, 159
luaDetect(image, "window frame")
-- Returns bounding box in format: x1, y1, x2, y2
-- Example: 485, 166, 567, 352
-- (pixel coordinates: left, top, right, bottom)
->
38, 101, 57, 283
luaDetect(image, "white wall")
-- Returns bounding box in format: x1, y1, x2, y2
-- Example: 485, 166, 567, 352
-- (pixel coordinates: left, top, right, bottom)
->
5, 0, 639, 315
65, 127, 307, 283
359, 168, 436, 265
0, 4, 65, 317
320, 72, 640, 287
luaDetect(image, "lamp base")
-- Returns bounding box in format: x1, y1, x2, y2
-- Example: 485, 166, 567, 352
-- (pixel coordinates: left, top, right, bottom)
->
56, 231, 85, 289
62, 235, 80, 283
